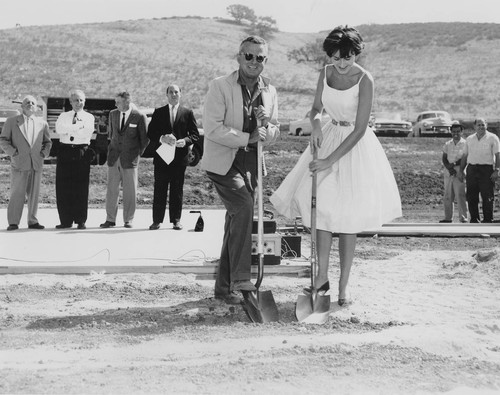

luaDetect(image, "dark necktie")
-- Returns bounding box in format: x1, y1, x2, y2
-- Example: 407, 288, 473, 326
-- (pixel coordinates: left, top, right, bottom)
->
71, 112, 77, 141
121, 113, 125, 130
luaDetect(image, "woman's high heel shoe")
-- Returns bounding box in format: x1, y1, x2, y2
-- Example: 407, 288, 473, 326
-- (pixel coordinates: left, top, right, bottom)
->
303, 281, 330, 295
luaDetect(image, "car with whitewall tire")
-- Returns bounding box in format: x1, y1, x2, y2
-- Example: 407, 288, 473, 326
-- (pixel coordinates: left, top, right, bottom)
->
370, 112, 412, 137
413, 111, 452, 137
288, 110, 331, 136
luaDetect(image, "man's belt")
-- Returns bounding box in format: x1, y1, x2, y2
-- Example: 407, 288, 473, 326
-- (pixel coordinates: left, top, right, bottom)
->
59, 143, 88, 149
238, 146, 257, 152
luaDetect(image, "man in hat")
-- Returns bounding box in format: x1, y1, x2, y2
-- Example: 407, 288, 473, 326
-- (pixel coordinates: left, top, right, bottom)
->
440, 120, 467, 223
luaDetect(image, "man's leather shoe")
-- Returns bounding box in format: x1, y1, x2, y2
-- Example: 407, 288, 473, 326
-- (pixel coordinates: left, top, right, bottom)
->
439, 219, 452, 223
173, 221, 183, 230
215, 292, 242, 305
149, 222, 160, 230
124, 222, 133, 228
56, 224, 72, 229
100, 221, 115, 228
7, 224, 18, 231
232, 280, 257, 292
77, 223, 86, 230
28, 223, 45, 230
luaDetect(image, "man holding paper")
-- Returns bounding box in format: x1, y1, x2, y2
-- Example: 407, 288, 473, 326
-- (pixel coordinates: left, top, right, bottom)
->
147, 85, 199, 230
100, 91, 149, 229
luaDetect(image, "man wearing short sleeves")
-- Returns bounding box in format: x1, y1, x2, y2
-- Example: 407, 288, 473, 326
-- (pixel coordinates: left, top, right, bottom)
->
459, 118, 500, 223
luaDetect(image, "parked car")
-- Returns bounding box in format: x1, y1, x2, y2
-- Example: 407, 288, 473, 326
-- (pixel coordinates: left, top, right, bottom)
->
413, 111, 452, 137
370, 112, 412, 137
0, 108, 21, 130
289, 110, 331, 136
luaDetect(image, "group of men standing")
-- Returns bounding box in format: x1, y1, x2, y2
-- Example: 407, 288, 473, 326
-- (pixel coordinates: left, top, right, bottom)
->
0, 35, 279, 306
441, 119, 500, 223
0, 86, 199, 232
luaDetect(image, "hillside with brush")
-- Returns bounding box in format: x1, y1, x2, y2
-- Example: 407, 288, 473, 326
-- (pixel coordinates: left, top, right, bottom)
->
1, 18, 500, 122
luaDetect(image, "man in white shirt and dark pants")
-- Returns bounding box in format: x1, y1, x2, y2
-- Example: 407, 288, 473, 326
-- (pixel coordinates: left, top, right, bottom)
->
459, 118, 500, 223
55, 89, 95, 229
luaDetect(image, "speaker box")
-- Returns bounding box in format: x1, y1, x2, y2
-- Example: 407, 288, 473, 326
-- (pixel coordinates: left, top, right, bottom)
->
252, 219, 277, 234
251, 233, 281, 265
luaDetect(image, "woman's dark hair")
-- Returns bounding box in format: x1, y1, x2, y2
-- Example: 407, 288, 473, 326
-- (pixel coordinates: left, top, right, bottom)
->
323, 25, 364, 58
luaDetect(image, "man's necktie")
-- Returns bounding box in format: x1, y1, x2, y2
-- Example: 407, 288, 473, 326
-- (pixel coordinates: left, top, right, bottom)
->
121, 113, 125, 130
71, 112, 77, 141
170, 106, 174, 128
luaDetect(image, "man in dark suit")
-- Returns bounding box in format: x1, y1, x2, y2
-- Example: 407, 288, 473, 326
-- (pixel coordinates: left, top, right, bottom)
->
0, 95, 52, 230
147, 85, 199, 230
100, 92, 149, 228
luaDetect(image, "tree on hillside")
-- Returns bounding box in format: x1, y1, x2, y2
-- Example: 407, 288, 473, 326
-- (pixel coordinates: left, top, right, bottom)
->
247, 16, 278, 40
287, 38, 326, 67
226, 4, 256, 24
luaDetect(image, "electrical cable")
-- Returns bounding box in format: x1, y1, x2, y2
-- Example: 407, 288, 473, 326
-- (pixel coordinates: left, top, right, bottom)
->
0, 248, 219, 266
0, 248, 111, 264
116, 249, 218, 265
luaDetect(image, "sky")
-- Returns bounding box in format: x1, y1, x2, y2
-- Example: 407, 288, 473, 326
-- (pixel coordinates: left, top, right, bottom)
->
1, 0, 500, 33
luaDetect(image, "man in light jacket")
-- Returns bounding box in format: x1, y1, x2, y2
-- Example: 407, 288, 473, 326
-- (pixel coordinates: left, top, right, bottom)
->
0, 95, 52, 230
202, 36, 280, 304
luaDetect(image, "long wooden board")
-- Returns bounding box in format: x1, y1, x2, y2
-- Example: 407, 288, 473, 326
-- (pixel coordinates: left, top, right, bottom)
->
0, 263, 310, 277
356, 223, 500, 238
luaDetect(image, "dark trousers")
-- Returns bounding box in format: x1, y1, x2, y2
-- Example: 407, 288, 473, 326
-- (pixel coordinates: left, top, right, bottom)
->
152, 161, 186, 224
207, 149, 257, 296
466, 164, 495, 223
56, 145, 91, 225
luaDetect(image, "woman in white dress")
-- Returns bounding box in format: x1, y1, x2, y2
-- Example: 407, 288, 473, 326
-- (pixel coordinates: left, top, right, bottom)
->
271, 26, 402, 305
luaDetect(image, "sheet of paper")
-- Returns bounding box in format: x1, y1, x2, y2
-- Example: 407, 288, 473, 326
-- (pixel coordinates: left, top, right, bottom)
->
156, 142, 176, 164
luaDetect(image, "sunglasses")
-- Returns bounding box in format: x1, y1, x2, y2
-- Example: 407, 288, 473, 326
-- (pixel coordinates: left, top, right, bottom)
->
240, 52, 267, 63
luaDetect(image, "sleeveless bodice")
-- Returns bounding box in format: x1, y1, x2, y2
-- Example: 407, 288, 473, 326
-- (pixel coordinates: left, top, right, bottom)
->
321, 67, 361, 123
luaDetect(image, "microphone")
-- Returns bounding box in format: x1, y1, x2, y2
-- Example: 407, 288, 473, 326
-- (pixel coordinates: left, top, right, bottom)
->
190, 211, 204, 232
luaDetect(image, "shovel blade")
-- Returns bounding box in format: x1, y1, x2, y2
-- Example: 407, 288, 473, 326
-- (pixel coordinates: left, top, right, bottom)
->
242, 290, 279, 323
296, 293, 331, 324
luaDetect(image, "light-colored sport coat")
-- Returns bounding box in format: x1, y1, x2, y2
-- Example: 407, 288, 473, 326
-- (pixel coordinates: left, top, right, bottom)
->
0, 114, 52, 171
201, 70, 279, 175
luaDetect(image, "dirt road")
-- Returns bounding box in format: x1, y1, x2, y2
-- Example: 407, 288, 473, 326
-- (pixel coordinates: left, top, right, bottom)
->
2, 237, 500, 394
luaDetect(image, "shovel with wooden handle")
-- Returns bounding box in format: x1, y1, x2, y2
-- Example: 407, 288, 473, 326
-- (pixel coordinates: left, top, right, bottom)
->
242, 137, 279, 323
295, 149, 330, 324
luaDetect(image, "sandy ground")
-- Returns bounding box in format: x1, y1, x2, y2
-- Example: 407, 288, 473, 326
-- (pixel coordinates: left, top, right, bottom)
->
1, 210, 500, 394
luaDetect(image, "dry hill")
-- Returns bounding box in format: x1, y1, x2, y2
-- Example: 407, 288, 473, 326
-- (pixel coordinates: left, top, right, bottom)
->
1, 18, 500, 122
